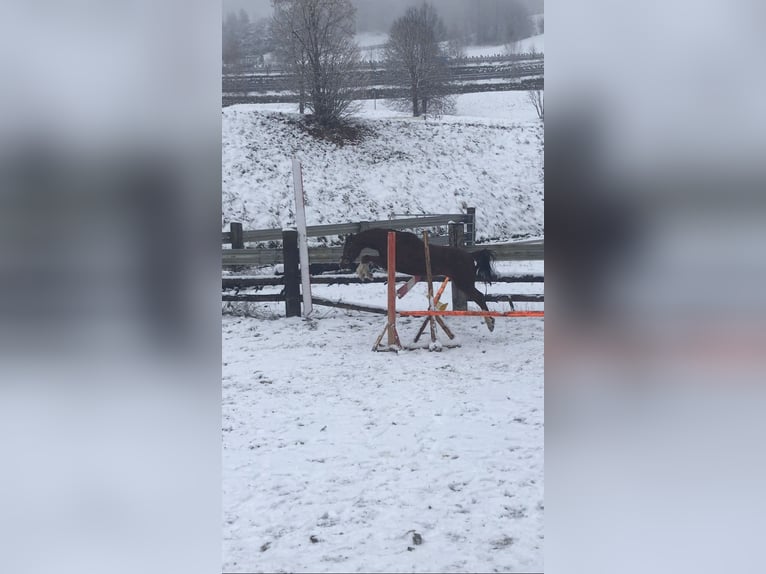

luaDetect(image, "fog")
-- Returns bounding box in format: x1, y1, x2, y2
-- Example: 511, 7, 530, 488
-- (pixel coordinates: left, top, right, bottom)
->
352, 0, 542, 34
222, 0, 272, 21
223, 0, 544, 34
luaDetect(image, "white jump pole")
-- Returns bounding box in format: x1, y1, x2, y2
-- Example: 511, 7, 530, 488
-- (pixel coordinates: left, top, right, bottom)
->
292, 158, 313, 317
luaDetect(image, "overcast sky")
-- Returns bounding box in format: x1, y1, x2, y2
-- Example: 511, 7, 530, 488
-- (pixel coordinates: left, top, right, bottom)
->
222, 0, 544, 32
223, 0, 273, 20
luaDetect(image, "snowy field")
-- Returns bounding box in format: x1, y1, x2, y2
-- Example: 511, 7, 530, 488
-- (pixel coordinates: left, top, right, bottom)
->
223, 281, 544, 573
356, 32, 544, 60
515, 33, 544, 54
356, 32, 389, 48
223, 93, 543, 241
237, 91, 540, 123
222, 87, 544, 572
461, 34, 544, 58
452, 92, 540, 121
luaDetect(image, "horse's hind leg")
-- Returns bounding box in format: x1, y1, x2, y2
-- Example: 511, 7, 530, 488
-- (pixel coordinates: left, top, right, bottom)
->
465, 285, 495, 332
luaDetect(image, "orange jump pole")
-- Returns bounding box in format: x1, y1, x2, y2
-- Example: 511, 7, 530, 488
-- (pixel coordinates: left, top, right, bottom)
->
400, 310, 544, 318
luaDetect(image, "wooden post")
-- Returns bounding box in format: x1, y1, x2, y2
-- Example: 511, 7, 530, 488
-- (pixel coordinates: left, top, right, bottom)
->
422, 231, 437, 344
414, 278, 455, 343
449, 222, 467, 311
373, 231, 401, 351
386, 231, 398, 347
466, 207, 476, 246
230, 222, 244, 272
292, 159, 313, 316
282, 229, 301, 318
230, 222, 244, 249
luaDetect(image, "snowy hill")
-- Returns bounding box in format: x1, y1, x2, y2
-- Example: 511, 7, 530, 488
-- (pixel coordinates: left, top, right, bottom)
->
514, 33, 544, 54
222, 103, 543, 243
355, 31, 388, 47
356, 32, 388, 61
464, 33, 544, 58
355, 31, 543, 61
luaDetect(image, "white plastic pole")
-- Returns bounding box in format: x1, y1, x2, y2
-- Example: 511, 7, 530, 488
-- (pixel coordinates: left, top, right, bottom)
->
292, 158, 313, 316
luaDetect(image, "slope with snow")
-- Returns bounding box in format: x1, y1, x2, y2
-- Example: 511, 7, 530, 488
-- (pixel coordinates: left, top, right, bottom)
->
514, 33, 544, 54
222, 104, 543, 242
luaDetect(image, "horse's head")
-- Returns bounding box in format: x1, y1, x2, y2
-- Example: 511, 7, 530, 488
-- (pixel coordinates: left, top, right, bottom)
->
339, 233, 356, 268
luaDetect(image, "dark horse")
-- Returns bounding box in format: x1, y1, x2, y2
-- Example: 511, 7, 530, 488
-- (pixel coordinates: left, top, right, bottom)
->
340, 228, 497, 331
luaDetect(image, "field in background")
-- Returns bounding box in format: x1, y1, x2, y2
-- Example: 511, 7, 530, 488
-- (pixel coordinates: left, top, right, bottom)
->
356, 31, 545, 61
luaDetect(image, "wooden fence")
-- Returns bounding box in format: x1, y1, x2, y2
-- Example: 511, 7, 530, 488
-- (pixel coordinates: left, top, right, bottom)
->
221, 213, 543, 317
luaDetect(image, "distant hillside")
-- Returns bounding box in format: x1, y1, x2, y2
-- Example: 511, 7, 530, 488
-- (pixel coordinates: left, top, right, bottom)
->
355, 31, 544, 61
222, 106, 543, 243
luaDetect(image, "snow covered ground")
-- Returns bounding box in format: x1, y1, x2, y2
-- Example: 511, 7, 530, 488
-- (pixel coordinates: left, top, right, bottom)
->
222, 88, 544, 572
356, 32, 389, 48
453, 92, 540, 122
236, 91, 539, 123
463, 44, 509, 58
222, 95, 543, 242
515, 33, 544, 54
356, 32, 544, 60
223, 282, 544, 573
463, 33, 544, 58
356, 32, 388, 61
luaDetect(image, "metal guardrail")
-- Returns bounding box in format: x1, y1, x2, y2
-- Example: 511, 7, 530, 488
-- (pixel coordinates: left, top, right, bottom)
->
222, 214, 472, 245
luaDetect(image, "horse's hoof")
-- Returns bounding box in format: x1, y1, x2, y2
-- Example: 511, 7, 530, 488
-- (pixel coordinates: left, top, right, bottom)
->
485, 317, 495, 332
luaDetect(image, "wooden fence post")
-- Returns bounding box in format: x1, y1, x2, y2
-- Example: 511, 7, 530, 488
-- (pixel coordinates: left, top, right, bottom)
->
465, 207, 476, 246
230, 222, 244, 249
282, 229, 301, 317
449, 222, 468, 311
230, 222, 244, 272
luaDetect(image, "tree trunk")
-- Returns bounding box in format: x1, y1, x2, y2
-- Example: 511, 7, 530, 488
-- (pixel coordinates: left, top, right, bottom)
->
299, 74, 305, 114
411, 87, 419, 116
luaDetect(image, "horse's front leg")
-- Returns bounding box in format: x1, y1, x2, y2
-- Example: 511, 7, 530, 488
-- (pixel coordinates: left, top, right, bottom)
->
356, 255, 374, 281
356, 254, 388, 282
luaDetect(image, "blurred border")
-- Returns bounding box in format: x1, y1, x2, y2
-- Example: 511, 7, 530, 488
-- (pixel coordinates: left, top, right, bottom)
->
546, 1, 766, 573
0, 2, 222, 573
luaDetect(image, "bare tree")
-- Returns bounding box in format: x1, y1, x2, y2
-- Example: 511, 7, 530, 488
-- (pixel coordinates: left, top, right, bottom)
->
527, 89, 543, 120
271, 1, 309, 113
385, 3, 453, 117
223, 10, 246, 67
505, 38, 519, 57
447, 37, 466, 60
271, 0, 360, 126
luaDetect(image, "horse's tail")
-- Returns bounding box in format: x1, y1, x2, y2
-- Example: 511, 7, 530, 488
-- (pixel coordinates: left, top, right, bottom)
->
472, 249, 497, 284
